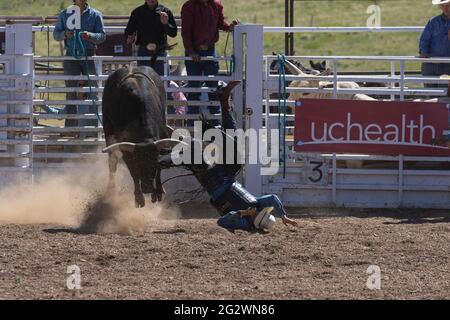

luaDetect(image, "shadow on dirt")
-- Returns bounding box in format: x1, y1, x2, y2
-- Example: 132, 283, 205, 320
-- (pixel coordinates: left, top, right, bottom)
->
288, 207, 450, 225
43, 227, 95, 235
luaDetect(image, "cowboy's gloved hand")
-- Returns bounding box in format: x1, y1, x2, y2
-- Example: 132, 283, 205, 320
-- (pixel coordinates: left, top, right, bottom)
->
239, 207, 258, 217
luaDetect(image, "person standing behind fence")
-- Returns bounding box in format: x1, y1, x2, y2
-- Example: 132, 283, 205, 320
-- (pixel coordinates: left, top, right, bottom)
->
125, 0, 177, 76
419, 0, 450, 89
53, 0, 105, 128
181, 0, 238, 125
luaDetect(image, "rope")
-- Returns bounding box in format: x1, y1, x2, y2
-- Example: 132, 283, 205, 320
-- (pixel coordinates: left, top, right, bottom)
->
161, 172, 206, 205
223, 32, 235, 76
162, 173, 194, 186
277, 54, 287, 179
224, 32, 230, 73
67, 30, 102, 126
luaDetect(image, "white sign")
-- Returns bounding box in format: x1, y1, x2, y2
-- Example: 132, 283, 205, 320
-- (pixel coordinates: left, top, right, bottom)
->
301, 156, 329, 185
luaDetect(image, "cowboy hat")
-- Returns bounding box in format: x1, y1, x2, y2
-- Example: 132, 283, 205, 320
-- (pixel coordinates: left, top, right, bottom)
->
432, 0, 450, 5
253, 207, 276, 230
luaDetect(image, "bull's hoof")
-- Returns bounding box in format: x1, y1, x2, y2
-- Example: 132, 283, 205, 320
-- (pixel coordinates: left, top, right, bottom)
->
152, 188, 165, 203
135, 193, 145, 208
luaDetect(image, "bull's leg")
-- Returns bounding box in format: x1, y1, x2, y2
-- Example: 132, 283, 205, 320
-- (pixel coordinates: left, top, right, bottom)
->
107, 152, 119, 191
123, 154, 146, 208
132, 175, 145, 208
153, 168, 165, 202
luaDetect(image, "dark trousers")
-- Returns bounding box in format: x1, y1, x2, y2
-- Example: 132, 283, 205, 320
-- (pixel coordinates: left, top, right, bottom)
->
137, 46, 167, 76
63, 57, 98, 128
421, 62, 450, 89
185, 48, 220, 125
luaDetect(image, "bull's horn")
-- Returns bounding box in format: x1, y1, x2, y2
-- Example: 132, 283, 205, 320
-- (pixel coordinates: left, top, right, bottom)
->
166, 125, 174, 135
284, 59, 306, 76
154, 138, 189, 150
102, 142, 136, 153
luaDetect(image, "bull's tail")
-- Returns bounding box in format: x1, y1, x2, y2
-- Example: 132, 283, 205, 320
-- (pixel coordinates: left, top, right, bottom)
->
217, 80, 241, 113
150, 43, 178, 69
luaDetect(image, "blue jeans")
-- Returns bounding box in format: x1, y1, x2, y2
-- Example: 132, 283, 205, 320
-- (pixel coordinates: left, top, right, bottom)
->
77, 104, 99, 139
137, 46, 166, 76
63, 56, 97, 128
217, 212, 253, 231
217, 194, 286, 232
185, 49, 220, 125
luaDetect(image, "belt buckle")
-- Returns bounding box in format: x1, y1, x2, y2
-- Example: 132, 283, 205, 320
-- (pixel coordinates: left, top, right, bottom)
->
199, 45, 209, 51
146, 43, 157, 51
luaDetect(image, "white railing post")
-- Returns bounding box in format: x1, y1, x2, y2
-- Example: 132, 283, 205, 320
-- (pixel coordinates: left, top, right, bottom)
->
399, 60, 405, 101
6, 24, 33, 173
390, 61, 396, 101
243, 24, 263, 196
232, 25, 245, 130
332, 59, 338, 99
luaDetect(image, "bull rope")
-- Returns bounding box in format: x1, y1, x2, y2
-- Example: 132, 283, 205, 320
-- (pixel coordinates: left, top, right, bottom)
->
161, 172, 206, 205
68, 30, 103, 125
277, 54, 287, 178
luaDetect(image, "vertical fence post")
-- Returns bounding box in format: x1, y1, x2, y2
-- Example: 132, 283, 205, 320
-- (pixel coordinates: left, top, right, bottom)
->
232, 25, 244, 131
399, 60, 405, 101
5, 23, 33, 178
332, 59, 338, 99
390, 61, 396, 101
243, 24, 263, 196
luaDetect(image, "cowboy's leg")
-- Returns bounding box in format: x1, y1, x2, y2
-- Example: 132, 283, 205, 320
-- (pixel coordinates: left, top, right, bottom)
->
422, 62, 438, 89
202, 48, 220, 126
185, 51, 202, 126
256, 194, 287, 217
137, 46, 152, 67
217, 211, 253, 231
63, 59, 80, 127
84, 59, 99, 135
153, 51, 167, 76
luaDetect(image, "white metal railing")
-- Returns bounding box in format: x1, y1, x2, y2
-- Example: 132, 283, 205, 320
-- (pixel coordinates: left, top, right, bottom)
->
2, 23, 449, 208
264, 55, 450, 101
263, 26, 425, 33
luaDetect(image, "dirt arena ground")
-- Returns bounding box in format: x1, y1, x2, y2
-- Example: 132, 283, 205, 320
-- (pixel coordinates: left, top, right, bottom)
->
0, 204, 448, 300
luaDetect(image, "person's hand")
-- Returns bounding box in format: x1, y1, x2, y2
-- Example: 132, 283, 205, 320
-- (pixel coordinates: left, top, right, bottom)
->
281, 215, 298, 227
239, 207, 258, 217
229, 19, 240, 32
160, 12, 169, 25
127, 34, 136, 45
190, 53, 201, 62
80, 31, 89, 41
419, 53, 429, 58
65, 30, 74, 39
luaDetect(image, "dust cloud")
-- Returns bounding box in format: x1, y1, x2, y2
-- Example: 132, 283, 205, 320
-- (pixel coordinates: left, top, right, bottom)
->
0, 162, 181, 234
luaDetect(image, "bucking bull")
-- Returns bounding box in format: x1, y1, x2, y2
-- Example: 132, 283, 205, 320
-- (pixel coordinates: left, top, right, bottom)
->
102, 66, 181, 207
100, 66, 244, 210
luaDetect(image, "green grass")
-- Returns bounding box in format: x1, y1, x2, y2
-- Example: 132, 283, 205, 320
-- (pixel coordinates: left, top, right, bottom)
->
0, 0, 441, 71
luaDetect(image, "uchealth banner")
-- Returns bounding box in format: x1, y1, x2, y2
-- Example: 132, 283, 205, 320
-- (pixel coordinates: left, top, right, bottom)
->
294, 99, 450, 156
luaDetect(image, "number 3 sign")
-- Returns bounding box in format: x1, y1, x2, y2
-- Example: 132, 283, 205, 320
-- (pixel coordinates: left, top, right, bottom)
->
302, 156, 329, 185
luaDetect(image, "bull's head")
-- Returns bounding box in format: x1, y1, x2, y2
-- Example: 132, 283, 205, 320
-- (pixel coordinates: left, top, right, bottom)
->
102, 138, 188, 194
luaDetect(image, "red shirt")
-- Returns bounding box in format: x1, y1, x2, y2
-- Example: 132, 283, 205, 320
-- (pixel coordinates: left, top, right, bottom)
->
181, 0, 231, 54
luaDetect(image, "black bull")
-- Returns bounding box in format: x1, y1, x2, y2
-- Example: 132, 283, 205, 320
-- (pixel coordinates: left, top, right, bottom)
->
102, 65, 241, 208
102, 66, 181, 207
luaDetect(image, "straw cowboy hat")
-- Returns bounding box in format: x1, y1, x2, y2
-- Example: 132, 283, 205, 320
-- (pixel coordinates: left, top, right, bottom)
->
432, 0, 450, 5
